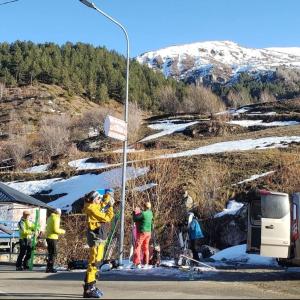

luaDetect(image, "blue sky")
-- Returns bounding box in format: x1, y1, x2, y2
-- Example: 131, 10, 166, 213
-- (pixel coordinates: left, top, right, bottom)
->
0, 0, 300, 57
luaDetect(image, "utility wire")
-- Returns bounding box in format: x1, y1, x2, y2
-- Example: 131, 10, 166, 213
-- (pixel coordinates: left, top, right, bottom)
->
0, 0, 19, 6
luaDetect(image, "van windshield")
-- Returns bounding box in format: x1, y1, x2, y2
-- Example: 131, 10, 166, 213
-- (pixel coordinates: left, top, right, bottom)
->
261, 195, 290, 219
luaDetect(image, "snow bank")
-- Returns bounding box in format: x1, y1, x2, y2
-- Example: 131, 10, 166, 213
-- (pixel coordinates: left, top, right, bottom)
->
7, 167, 149, 212
236, 171, 275, 185
24, 164, 50, 174
228, 120, 300, 127
68, 158, 109, 170
158, 136, 300, 159
214, 200, 244, 218
212, 244, 278, 266
140, 121, 198, 142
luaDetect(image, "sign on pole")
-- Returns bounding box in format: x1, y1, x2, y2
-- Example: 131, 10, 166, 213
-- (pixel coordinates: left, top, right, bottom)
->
104, 115, 127, 141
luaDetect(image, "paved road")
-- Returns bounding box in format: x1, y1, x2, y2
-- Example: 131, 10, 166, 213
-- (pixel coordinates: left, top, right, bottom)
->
0, 264, 300, 299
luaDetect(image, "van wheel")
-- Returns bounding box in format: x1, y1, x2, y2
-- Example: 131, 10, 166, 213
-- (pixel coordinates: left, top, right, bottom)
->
276, 258, 294, 267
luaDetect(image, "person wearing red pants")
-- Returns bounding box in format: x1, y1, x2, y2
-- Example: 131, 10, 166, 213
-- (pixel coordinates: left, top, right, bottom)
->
131, 202, 153, 269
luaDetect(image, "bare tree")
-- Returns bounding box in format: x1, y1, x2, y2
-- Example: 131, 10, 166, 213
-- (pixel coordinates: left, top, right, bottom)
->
0, 82, 5, 101
38, 114, 71, 159
157, 86, 181, 114
128, 102, 143, 143
181, 85, 225, 114
227, 88, 252, 108
71, 108, 109, 141
259, 90, 276, 103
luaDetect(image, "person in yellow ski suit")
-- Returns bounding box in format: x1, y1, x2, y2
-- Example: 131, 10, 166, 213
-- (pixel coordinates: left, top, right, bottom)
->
82, 190, 114, 298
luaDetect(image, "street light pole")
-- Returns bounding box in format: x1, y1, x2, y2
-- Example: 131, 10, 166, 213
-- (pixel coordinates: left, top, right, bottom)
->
79, 0, 129, 266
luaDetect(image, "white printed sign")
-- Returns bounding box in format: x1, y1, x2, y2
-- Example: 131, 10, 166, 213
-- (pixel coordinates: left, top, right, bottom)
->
104, 115, 127, 141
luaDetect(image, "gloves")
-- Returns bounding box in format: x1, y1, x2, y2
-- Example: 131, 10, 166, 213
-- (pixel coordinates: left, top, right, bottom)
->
109, 196, 115, 207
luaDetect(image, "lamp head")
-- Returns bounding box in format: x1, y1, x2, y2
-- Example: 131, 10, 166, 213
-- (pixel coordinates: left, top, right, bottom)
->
79, 0, 96, 9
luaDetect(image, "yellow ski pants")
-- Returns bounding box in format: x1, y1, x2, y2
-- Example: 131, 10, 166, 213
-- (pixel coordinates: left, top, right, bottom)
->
85, 242, 105, 283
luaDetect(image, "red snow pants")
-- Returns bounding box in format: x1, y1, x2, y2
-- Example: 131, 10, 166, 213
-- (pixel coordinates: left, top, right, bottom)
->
133, 232, 151, 265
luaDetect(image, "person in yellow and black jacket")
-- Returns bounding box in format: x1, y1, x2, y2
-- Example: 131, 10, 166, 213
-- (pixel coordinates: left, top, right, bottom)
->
45, 208, 66, 273
16, 210, 37, 271
82, 190, 114, 299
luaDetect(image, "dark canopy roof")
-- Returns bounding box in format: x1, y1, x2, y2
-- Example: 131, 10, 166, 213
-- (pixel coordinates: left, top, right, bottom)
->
0, 182, 54, 210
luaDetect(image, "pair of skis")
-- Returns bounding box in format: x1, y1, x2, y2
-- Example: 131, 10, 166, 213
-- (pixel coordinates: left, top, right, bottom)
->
29, 209, 40, 271
103, 210, 120, 262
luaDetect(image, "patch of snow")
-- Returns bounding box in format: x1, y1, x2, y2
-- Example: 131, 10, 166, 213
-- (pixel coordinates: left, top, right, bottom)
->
214, 200, 244, 218
6, 178, 61, 195
157, 136, 300, 159
7, 167, 149, 212
24, 164, 50, 174
211, 244, 278, 266
88, 128, 99, 138
228, 120, 300, 127
247, 111, 277, 116
235, 107, 251, 114
112, 148, 145, 154
235, 171, 275, 185
68, 158, 109, 170
140, 121, 198, 142
132, 183, 157, 192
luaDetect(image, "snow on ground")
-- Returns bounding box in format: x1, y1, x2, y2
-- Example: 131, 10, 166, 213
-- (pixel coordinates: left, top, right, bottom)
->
112, 148, 145, 154
246, 111, 277, 116
101, 259, 217, 279
228, 120, 300, 127
68, 158, 109, 170
211, 244, 278, 266
140, 121, 199, 142
24, 164, 50, 174
157, 136, 300, 159
132, 183, 157, 192
214, 200, 244, 218
235, 171, 275, 185
7, 167, 149, 211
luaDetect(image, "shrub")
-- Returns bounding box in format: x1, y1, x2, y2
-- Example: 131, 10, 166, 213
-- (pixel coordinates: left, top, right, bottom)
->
181, 85, 226, 114
38, 114, 71, 160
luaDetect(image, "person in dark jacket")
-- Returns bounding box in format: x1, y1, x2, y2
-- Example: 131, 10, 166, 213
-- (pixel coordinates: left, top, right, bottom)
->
16, 210, 37, 271
132, 201, 153, 269
188, 212, 205, 262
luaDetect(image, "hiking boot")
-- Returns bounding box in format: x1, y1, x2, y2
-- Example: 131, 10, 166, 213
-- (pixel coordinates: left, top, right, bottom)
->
142, 264, 153, 269
46, 268, 57, 273
23, 265, 30, 270
130, 264, 141, 269
83, 282, 103, 298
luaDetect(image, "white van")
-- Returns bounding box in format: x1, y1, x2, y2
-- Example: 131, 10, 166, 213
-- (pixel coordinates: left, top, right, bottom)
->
247, 190, 300, 267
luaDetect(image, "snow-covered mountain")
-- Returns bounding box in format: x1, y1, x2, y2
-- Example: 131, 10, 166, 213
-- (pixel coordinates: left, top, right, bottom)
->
136, 41, 300, 84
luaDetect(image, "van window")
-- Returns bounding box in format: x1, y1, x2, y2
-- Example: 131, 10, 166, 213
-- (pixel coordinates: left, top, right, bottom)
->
261, 196, 290, 219
250, 200, 261, 225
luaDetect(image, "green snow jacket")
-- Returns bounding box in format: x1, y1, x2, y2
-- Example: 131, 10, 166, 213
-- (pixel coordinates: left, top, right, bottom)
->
133, 209, 153, 233
18, 217, 35, 239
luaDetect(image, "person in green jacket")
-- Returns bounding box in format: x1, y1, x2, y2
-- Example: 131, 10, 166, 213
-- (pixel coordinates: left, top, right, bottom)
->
132, 201, 153, 269
45, 208, 66, 273
16, 210, 37, 271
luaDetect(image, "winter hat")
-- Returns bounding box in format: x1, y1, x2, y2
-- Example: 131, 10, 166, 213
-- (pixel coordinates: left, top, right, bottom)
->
55, 208, 62, 215
86, 191, 100, 202
23, 210, 30, 217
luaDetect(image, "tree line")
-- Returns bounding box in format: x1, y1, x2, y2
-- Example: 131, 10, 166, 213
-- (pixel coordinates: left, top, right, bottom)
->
2, 41, 298, 114
0, 41, 186, 111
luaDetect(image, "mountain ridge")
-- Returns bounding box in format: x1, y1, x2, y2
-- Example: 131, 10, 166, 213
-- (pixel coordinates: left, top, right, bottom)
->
136, 40, 300, 84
